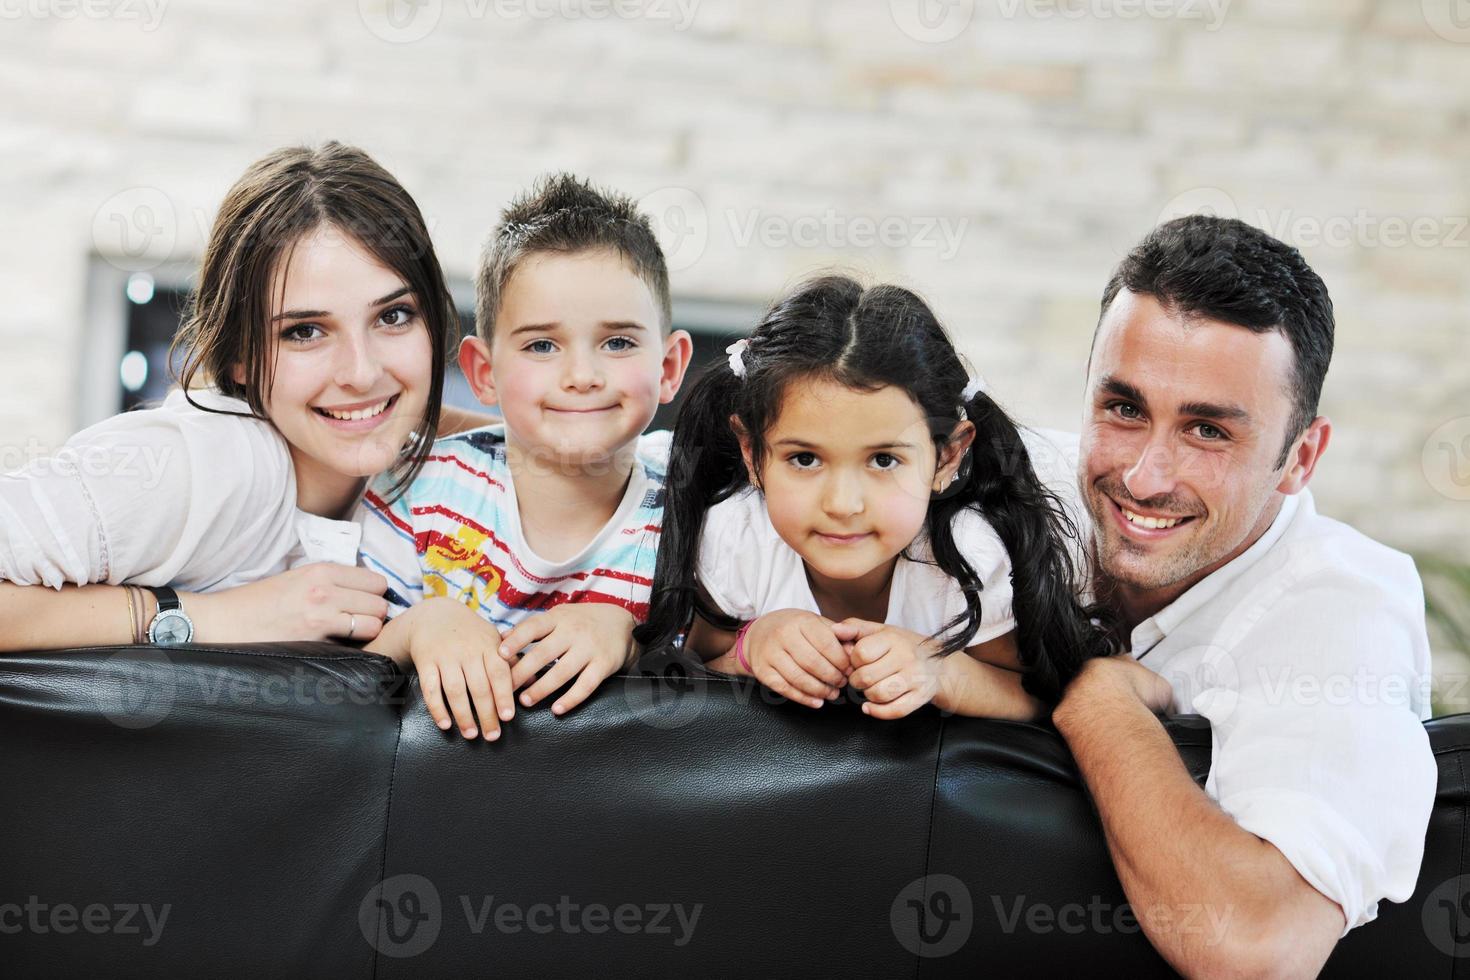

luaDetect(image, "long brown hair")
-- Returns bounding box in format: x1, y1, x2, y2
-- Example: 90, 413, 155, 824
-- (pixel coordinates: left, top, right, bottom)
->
171, 141, 457, 500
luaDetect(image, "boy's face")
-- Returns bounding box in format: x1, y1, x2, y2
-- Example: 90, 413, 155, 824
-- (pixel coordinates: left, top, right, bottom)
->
463, 248, 690, 466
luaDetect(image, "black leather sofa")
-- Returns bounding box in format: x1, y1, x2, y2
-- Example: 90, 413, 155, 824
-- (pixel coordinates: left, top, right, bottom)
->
2, 643, 1465, 978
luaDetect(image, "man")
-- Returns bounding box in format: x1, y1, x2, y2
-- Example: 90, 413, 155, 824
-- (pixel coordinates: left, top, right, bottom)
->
1052, 215, 1437, 978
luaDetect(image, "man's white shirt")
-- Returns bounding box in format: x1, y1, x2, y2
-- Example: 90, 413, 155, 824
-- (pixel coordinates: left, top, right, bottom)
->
1054, 424, 1436, 934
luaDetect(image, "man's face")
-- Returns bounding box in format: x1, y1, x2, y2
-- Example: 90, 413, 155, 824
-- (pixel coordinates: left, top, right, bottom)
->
1079, 290, 1302, 600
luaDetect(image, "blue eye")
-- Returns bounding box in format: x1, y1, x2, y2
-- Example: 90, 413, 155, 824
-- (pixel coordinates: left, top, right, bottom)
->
1195, 423, 1226, 441
605, 336, 637, 352
526, 339, 556, 354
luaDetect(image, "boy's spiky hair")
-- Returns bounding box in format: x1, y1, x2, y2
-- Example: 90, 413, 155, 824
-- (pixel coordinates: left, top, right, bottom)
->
475, 173, 672, 341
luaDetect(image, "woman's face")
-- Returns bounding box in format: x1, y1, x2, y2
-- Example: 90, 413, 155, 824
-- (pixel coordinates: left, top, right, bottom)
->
243, 224, 434, 507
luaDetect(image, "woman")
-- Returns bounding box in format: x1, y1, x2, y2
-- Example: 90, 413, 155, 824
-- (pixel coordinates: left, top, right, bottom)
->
0, 142, 461, 650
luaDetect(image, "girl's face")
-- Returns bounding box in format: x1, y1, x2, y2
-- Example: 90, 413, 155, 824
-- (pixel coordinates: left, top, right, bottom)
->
242, 224, 434, 512
737, 378, 970, 590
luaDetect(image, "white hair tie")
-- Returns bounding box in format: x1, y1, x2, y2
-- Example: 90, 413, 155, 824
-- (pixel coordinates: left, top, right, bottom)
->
956, 375, 987, 420
726, 338, 750, 379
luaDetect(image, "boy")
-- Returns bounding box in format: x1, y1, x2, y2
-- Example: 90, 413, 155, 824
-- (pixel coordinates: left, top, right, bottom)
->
360, 174, 693, 740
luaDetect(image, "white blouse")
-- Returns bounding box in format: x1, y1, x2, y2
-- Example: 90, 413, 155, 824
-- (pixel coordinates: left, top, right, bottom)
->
0, 389, 361, 592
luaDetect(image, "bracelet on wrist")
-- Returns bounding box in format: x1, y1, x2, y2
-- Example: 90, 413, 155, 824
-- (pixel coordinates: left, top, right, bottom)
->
733, 618, 757, 674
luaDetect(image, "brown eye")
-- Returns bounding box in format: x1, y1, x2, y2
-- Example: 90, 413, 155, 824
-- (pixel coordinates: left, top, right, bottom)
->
380, 304, 416, 328
282, 323, 323, 343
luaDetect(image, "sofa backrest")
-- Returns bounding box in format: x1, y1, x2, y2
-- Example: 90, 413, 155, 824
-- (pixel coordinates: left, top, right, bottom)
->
1, 645, 1464, 977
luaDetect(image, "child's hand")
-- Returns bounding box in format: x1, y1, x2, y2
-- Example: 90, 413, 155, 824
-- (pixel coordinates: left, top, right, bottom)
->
835, 618, 944, 720
742, 609, 851, 709
498, 603, 639, 716
366, 596, 515, 740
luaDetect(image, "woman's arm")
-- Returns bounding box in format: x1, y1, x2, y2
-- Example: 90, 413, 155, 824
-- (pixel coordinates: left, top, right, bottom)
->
437, 405, 500, 437
0, 564, 391, 653
0, 583, 145, 651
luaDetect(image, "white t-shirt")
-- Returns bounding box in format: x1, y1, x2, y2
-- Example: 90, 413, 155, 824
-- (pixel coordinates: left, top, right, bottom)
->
0, 389, 362, 592
1105, 484, 1435, 933
696, 486, 1017, 648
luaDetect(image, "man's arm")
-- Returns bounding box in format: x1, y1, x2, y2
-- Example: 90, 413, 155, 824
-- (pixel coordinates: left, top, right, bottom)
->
1053, 656, 1344, 980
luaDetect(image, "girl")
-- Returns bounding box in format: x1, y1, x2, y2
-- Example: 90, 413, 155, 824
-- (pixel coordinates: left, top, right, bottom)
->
634, 275, 1116, 719
0, 142, 461, 651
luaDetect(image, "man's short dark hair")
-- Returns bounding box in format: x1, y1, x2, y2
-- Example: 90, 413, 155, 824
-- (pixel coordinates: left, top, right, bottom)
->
1095, 215, 1335, 469
475, 172, 672, 341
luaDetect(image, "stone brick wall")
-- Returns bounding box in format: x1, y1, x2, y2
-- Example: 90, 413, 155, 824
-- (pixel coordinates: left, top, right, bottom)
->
1, 0, 1466, 556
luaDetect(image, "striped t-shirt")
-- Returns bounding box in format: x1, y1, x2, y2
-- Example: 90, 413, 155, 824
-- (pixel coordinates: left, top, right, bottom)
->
357, 426, 669, 630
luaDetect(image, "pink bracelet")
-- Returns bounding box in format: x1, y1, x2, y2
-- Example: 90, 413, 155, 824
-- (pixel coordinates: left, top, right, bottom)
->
734, 619, 757, 674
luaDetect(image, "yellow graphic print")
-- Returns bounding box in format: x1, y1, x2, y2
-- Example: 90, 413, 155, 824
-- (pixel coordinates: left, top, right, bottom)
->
423, 525, 503, 608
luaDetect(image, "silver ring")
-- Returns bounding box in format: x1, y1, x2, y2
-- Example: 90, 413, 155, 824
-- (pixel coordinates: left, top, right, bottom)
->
347, 614, 357, 640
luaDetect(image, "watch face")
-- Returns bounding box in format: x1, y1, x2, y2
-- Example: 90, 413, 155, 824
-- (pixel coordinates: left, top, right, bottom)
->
152, 612, 192, 645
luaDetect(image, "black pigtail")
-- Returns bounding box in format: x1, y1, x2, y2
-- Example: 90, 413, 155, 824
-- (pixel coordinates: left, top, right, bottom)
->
633, 365, 749, 656
927, 389, 1120, 704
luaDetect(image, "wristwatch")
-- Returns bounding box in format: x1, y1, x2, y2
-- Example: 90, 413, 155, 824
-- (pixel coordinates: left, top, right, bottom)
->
145, 586, 195, 645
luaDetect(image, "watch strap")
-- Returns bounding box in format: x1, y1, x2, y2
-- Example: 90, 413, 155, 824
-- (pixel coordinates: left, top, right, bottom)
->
146, 586, 181, 613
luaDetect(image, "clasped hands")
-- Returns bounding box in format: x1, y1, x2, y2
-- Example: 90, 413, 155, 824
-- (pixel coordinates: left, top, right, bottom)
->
736, 609, 949, 719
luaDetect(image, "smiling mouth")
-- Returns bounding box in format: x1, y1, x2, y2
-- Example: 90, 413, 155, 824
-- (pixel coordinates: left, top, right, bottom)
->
816, 531, 873, 544
548, 406, 616, 414
1108, 496, 1197, 534
313, 394, 399, 425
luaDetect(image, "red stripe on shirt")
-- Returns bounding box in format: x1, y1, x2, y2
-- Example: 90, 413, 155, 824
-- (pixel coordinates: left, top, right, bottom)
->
423, 454, 507, 493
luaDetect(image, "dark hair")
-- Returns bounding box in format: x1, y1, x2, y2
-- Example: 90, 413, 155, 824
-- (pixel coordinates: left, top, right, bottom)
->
634, 275, 1119, 705
172, 141, 457, 502
475, 172, 672, 341
1096, 215, 1335, 468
